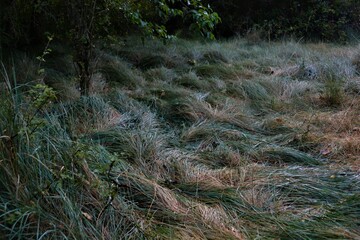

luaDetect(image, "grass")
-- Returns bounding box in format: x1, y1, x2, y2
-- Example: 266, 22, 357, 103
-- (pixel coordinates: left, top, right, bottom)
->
1, 37, 360, 239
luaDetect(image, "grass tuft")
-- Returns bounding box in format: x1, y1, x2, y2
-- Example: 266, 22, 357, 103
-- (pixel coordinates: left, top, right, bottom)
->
321, 72, 345, 106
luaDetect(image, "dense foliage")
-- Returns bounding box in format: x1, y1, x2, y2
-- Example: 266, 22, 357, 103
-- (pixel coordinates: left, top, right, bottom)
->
2, 0, 359, 49
0, 0, 219, 47
204, 0, 360, 42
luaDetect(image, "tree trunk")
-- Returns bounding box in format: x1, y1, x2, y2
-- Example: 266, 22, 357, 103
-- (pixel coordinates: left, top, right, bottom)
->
75, 43, 91, 96
70, 0, 94, 96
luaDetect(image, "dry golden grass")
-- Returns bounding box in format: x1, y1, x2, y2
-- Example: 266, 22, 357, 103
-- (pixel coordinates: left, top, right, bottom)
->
286, 97, 360, 170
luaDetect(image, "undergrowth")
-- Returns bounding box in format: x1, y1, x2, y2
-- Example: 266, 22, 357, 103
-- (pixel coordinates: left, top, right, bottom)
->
1, 37, 360, 239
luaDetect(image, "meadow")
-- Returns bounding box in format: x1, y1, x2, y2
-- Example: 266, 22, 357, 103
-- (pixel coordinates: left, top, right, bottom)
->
1, 36, 360, 239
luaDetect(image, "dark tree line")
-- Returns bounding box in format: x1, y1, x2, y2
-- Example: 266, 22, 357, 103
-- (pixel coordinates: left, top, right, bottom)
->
203, 0, 360, 42
1, 0, 358, 48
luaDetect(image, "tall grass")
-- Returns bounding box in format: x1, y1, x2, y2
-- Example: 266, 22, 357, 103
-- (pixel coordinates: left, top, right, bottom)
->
1, 37, 360, 239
